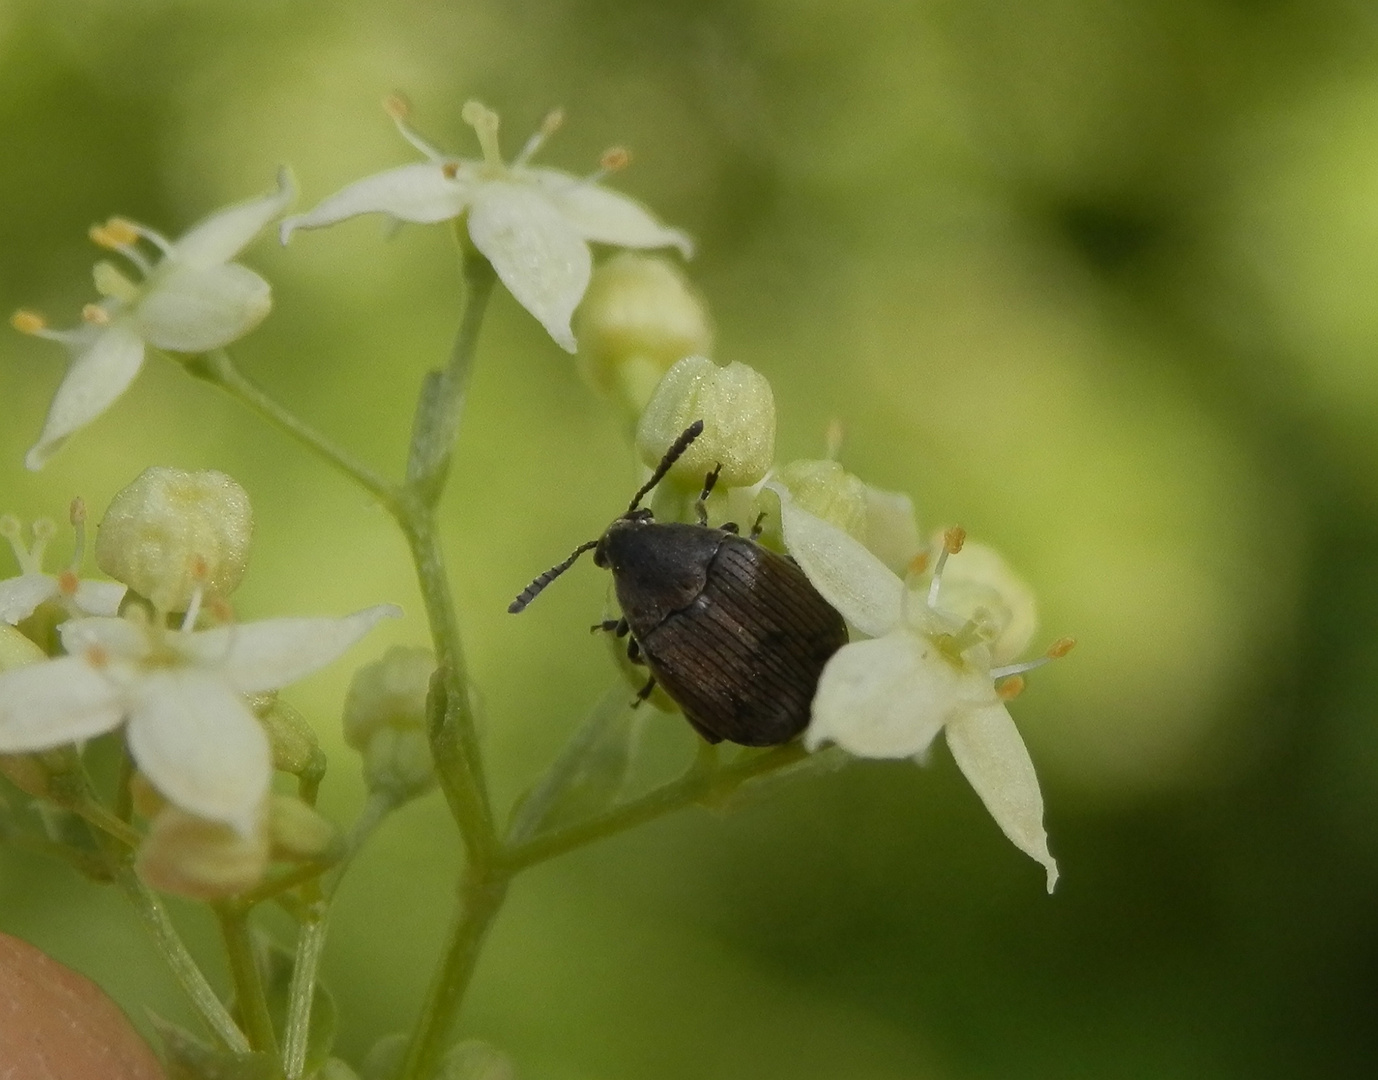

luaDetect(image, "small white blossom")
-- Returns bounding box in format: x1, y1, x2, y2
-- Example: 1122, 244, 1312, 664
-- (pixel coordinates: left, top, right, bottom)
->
13, 171, 295, 470
279, 98, 693, 353
0, 601, 399, 835
0, 501, 124, 625
768, 482, 1064, 892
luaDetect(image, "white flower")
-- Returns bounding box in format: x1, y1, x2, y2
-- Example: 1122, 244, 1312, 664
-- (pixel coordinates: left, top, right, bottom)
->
768, 482, 1064, 892
0, 501, 124, 625
13, 171, 295, 470
279, 98, 693, 353
0, 601, 399, 835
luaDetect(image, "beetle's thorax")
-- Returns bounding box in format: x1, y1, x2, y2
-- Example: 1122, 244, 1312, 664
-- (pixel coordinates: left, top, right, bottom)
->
596, 516, 725, 630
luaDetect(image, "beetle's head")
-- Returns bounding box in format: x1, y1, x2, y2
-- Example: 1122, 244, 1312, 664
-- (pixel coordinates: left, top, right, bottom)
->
508, 422, 705, 614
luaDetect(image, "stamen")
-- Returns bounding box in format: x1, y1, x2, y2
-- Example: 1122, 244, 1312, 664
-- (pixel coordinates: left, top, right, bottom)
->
56, 569, 80, 598
1047, 636, 1077, 659
990, 638, 1074, 681
84, 644, 110, 669
68, 497, 87, 571
30, 518, 56, 568
11, 310, 46, 335
441, 161, 460, 180
385, 93, 451, 162
461, 100, 504, 168
0, 515, 28, 570
997, 674, 1026, 701
579, 146, 632, 186
89, 218, 140, 250
825, 419, 845, 461
180, 556, 208, 632
81, 304, 112, 326
928, 525, 966, 607
513, 107, 565, 166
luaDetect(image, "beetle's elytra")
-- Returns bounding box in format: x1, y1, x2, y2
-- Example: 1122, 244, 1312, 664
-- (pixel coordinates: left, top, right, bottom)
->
509, 421, 848, 747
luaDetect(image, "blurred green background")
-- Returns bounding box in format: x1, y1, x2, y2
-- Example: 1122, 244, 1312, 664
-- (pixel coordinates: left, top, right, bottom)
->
3, 0, 1378, 1076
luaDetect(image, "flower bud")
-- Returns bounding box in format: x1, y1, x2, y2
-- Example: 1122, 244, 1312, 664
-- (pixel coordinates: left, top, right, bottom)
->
342, 646, 434, 749
575, 254, 713, 419
95, 468, 253, 613
135, 804, 269, 900
268, 795, 339, 861
252, 694, 321, 777
343, 646, 437, 801
636, 355, 775, 489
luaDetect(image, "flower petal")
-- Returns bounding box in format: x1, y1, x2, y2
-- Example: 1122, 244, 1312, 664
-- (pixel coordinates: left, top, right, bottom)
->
125, 670, 270, 836
945, 701, 1059, 893
0, 574, 58, 624
279, 162, 475, 242
863, 485, 921, 575
766, 482, 902, 637
466, 180, 590, 352
525, 167, 694, 257
70, 580, 127, 618
59, 616, 152, 662
26, 323, 146, 471
172, 168, 296, 270
136, 263, 272, 352
0, 655, 126, 752
806, 633, 956, 758
184, 604, 401, 693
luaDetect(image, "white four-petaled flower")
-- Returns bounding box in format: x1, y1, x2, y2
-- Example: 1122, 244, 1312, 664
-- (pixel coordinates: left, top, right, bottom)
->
279, 99, 693, 353
0, 603, 399, 835
14, 171, 295, 470
768, 481, 1062, 892
0, 505, 125, 625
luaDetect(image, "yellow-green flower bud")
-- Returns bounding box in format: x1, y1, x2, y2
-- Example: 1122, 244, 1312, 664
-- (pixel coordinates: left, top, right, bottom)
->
135, 804, 269, 900
252, 694, 321, 777
95, 467, 253, 613
636, 355, 775, 489
362, 726, 436, 802
268, 795, 339, 862
576, 254, 713, 420
342, 646, 434, 750
775, 460, 869, 539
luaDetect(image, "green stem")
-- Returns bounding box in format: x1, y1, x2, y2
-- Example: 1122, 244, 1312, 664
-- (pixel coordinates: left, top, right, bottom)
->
216, 903, 280, 1061
114, 866, 251, 1054
184, 349, 400, 510
502, 742, 812, 872
394, 868, 509, 1080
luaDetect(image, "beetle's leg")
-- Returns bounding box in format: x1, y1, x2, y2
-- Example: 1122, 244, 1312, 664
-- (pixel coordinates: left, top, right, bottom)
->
590, 617, 630, 637
695, 464, 723, 526
720, 521, 739, 534
626, 636, 644, 664
631, 673, 657, 707
749, 511, 767, 540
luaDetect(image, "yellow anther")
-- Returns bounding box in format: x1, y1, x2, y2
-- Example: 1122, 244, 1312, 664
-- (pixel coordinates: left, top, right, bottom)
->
11, 310, 46, 335
31, 518, 56, 543
81, 304, 111, 326
84, 644, 110, 669
944, 526, 966, 555
69, 497, 87, 527
383, 93, 412, 121
441, 161, 460, 179
1047, 636, 1076, 659
540, 107, 566, 136
189, 554, 209, 582
90, 218, 139, 249
599, 146, 631, 173
905, 551, 930, 579
997, 674, 1026, 701
56, 569, 80, 597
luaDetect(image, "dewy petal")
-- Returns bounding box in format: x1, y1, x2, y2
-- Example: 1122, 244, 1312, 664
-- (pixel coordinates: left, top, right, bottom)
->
945, 701, 1059, 893
525, 167, 694, 258
766, 482, 902, 637
466, 180, 590, 352
172, 168, 296, 270
806, 634, 958, 758
125, 670, 270, 836
136, 263, 272, 352
186, 604, 402, 693
26, 322, 146, 471
0, 574, 59, 624
0, 655, 127, 752
279, 162, 475, 241
71, 580, 127, 617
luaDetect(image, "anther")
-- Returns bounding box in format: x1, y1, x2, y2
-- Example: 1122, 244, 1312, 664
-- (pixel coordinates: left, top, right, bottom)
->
944, 526, 967, 555
903, 551, 930, 585
825, 418, 845, 461
82, 304, 111, 326
56, 569, 80, 598
89, 218, 140, 250
997, 674, 1026, 701
461, 100, 503, 168
441, 161, 460, 180
1047, 636, 1076, 659
599, 147, 631, 173
10, 310, 46, 335
84, 645, 110, 669
541, 108, 566, 137
514, 107, 566, 166
383, 93, 412, 122
928, 525, 965, 606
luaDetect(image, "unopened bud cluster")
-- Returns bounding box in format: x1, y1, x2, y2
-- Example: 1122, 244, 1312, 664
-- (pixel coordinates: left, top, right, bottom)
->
343, 646, 437, 802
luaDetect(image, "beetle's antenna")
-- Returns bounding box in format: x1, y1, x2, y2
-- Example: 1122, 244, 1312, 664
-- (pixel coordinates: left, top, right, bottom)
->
509, 540, 598, 613
627, 420, 704, 513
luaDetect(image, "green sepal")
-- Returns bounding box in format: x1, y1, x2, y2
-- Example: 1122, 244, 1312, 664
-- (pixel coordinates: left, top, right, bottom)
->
149, 1014, 274, 1080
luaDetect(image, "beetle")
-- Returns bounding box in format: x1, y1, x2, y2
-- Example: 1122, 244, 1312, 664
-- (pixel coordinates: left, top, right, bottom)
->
509, 420, 849, 746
